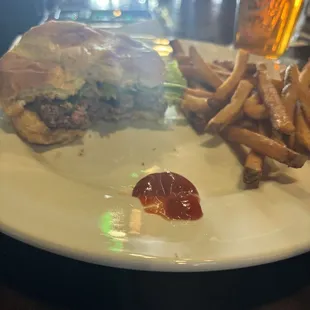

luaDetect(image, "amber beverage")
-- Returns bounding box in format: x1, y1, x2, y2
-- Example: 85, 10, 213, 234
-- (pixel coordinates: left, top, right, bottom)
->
235, 0, 305, 58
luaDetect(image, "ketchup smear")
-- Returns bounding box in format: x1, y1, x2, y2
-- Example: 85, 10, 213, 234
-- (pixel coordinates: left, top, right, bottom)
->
132, 172, 203, 221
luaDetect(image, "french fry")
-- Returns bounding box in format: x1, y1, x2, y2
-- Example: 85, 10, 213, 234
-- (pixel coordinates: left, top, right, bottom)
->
235, 118, 257, 130
189, 46, 223, 89
182, 95, 227, 122
182, 97, 224, 134
174, 47, 309, 186
272, 79, 284, 94
174, 55, 192, 65
209, 63, 231, 72
214, 50, 250, 101
170, 39, 185, 55
243, 150, 264, 187
243, 123, 265, 188
179, 65, 202, 82
280, 69, 286, 81
213, 60, 256, 75
299, 88, 310, 124
180, 64, 229, 81
207, 97, 231, 115
284, 64, 300, 86
298, 61, 310, 124
282, 86, 298, 121
222, 126, 307, 168
185, 88, 214, 98
282, 65, 299, 149
212, 70, 231, 79
208, 80, 253, 132
299, 60, 310, 89
179, 65, 226, 89
213, 60, 234, 72
243, 93, 269, 120
181, 108, 209, 134
182, 94, 212, 113
257, 66, 295, 135
258, 120, 270, 137
245, 75, 257, 86
271, 129, 284, 145
188, 80, 202, 89
295, 104, 310, 151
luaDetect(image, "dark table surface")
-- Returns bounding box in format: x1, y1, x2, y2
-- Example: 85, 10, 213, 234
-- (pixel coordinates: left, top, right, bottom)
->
1, 1, 310, 309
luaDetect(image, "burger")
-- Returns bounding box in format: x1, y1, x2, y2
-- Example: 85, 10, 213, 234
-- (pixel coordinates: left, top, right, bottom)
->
0, 21, 166, 144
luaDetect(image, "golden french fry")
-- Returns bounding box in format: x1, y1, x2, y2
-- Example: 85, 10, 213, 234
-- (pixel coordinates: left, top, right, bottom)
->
280, 68, 286, 81
212, 70, 230, 79
284, 64, 300, 86
182, 94, 212, 113
170, 39, 185, 55
222, 126, 307, 168
236, 118, 257, 130
243, 150, 264, 188
185, 88, 214, 98
188, 80, 202, 89
209, 62, 231, 72
243, 121, 265, 188
257, 66, 295, 135
243, 93, 269, 120
272, 79, 284, 94
298, 62, 310, 124
208, 80, 253, 132
178, 65, 207, 89
178, 65, 198, 79
182, 97, 225, 134
181, 107, 208, 134
299, 60, 310, 89
271, 129, 284, 145
214, 50, 250, 101
213, 60, 256, 75
282, 65, 299, 149
299, 88, 310, 124
174, 55, 192, 65
189, 46, 223, 89
178, 65, 204, 83
295, 104, 310, 151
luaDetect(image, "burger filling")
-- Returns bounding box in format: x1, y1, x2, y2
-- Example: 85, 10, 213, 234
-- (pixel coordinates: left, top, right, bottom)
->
26, 82, 166, 130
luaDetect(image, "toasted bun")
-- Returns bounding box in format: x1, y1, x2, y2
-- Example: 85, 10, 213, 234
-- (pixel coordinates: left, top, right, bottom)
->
0, 21, 165, 144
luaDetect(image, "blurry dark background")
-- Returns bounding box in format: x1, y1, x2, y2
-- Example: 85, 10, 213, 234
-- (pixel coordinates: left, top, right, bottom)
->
0, 0, 237, 56
1, 0, 309, 59
0, 0, 58, 55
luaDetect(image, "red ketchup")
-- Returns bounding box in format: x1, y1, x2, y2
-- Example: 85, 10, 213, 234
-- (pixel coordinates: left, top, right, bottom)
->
132, 172, 203, 221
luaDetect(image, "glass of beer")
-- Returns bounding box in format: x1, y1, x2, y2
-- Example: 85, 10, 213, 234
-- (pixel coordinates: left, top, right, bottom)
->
235, 0, 306, 58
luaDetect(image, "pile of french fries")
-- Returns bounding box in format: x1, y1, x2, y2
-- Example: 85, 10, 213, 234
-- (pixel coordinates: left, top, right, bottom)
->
171, 40, 310, 188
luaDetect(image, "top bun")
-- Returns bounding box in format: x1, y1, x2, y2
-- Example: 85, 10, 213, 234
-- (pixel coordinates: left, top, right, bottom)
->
0, 21, 165, 144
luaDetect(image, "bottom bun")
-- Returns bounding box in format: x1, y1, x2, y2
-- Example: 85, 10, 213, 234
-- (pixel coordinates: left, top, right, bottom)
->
11, 110, 85, 145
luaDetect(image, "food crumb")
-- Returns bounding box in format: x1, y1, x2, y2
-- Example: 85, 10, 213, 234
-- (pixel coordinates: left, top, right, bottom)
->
141, 162, 145, 166
78, 149, 85, 157
54, 151, 62, 159
152, 148, 156, 151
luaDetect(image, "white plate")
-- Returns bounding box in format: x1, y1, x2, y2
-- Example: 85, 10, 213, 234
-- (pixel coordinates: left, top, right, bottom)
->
1, 41, 310, 272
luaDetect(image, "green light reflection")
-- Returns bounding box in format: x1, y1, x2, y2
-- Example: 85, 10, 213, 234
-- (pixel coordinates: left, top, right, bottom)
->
99, 212, 124, 253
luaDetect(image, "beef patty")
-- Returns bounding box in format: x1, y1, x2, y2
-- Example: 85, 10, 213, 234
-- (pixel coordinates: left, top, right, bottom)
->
26, 82, 166, 130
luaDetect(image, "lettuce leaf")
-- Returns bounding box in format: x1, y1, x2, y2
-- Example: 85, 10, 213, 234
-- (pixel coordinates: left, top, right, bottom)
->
164, 60, 187, 87
164, 60, 187, 106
